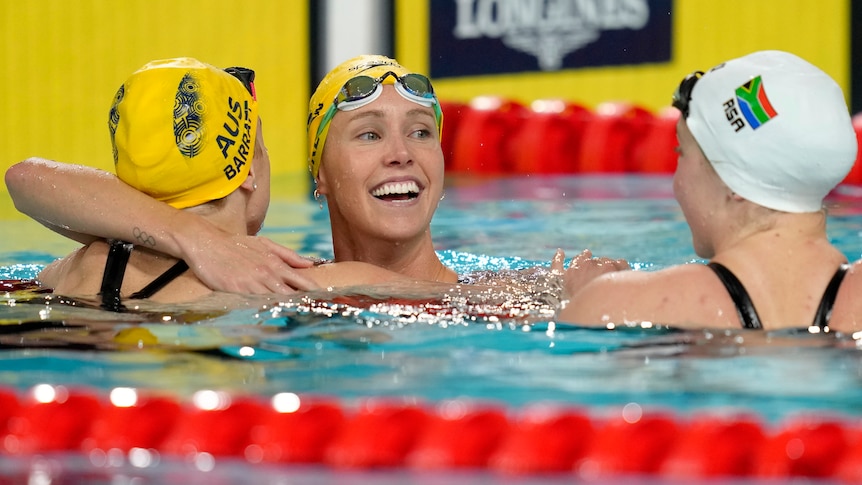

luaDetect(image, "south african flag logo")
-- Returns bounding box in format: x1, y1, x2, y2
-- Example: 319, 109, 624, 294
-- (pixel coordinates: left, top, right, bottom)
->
735, 76, 778, 129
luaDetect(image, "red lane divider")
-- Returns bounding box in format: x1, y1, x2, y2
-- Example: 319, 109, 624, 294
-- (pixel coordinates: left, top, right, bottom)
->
2, 384, 862, 482
578, 410, 679, 478
489, 405, 593, 474
84, 393, 182, 453
407, 402, 510, 469
633, 106, 680, 174
5, 386, 102, 453
578, 101, 655, 173
449, 96, 527, 174
325, 400, 430, 468
0, 388, 19, 433
836, 427, 862, 482
508, 99, 593, 174
846, 112, 862, 185
755, 415, 856, 479
253, 396, 346, 464
660, 413, 766, 478
441, 96, 862, 182
162, 394, 267, 458
439, 100, 468, 171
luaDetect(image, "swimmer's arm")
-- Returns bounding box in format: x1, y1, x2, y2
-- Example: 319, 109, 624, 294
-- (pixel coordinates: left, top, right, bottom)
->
6, 159, 110, 245
5, 158, 318, 294
6, 158, 178, 245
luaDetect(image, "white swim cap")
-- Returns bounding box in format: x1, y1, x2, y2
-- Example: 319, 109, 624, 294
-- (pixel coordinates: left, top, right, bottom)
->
685, 50, 857, 213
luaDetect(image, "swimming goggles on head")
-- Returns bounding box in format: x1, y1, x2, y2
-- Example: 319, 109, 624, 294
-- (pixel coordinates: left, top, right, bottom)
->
316, 71, 442, 139
672, 70, 703, 119
224, 66, 256, 99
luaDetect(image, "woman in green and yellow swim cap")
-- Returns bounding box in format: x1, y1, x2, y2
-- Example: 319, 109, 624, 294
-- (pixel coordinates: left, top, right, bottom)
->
306, 55, 457, 283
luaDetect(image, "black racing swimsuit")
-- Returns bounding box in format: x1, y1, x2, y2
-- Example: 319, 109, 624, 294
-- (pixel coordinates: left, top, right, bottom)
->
707, 262, 849, 330
99, 240, 189, 312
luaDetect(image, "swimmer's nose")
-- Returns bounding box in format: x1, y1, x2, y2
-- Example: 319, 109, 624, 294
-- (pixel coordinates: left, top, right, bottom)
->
384, 136, 413, 167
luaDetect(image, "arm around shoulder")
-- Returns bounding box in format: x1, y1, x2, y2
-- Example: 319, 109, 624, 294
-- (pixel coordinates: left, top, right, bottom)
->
6, 158, 320, 294
5, 157, 187, 247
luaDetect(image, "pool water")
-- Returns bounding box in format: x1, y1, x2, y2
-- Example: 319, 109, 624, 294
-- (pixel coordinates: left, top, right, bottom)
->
2, 174, 862, 482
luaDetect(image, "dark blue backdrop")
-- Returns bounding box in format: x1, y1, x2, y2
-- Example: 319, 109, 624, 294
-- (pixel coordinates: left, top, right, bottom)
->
429, 0, 672, 78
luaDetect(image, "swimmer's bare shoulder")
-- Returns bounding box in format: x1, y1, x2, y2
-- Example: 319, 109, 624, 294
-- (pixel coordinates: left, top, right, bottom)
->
560, 263, 739, 328
299, 261, 411, 288
37, 242, 110, 293
829, 261, 862, 332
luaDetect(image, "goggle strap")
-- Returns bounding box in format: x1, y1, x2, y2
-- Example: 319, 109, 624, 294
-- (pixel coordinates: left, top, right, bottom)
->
224, 67, 256, 100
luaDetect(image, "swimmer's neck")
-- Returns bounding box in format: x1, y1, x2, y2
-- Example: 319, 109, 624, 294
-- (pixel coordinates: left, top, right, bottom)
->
711, 210, 835, 260
332, 236, 456, 283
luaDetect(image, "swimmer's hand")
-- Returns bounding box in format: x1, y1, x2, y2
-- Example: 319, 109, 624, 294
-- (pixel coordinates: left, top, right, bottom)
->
551, 249, 629, 298
177, 225, 319, 294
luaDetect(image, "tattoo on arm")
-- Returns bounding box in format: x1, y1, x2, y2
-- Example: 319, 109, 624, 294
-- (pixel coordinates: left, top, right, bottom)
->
132, 227, 156, 247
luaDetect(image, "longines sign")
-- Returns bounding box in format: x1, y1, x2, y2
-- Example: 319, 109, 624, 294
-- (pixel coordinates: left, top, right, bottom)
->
429, 0, 672, 77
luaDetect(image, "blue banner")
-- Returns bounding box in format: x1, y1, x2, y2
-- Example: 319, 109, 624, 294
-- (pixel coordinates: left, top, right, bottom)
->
429, 0, 672, 78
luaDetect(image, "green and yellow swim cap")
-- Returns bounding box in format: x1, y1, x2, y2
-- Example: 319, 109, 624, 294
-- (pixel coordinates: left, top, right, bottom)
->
109, 58, 259, 209
306, 55, 442, 180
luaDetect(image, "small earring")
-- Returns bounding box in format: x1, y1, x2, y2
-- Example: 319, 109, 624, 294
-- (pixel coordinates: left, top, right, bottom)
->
253, 183, 258, 191
440, 192, 446, 201
313, 188, 323, 210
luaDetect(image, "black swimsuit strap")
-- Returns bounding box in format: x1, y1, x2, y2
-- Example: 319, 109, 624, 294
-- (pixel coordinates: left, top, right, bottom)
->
707, 262, 763, 329
709, 262, 849, 330
810, 264, 849, 329
130, 260, 189, 299
99, 240, 134, 312
99, 239, 190, 311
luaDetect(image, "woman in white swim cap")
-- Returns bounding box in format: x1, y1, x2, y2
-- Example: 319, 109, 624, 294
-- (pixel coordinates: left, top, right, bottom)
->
561, 50, 862, 331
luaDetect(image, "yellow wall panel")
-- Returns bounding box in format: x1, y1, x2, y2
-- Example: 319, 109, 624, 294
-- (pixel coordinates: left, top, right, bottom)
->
1, 0, 310, 219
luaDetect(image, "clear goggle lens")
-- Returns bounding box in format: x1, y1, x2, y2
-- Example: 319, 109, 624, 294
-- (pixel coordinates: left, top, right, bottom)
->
335, 71, 437, 111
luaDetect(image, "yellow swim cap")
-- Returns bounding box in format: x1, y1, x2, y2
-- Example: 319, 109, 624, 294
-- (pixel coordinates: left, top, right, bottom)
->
306, 55, 442, 180
110, 58, 259, 209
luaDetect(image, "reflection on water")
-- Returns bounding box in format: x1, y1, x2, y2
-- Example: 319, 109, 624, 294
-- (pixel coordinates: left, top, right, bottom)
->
2, 273, 862, 422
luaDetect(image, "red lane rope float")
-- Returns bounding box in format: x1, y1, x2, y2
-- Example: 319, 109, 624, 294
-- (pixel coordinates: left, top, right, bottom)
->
660, 413, 766, 478
508, 99, 593, 174
488, 405, 593, 474
632, 106, 680, 174
577, 101, 655, 173
449, 96, 528, 174
5, 386, 101, 454
161, 393, 267, 459
837, 427, 862, 482
577, 409, 679, 478
439, 100, 468, 171
84, 393, 182, 453
325, 400, 430, 468
754, 415, 855, 478
407, 402, 510, 469
845, 112, 862, 185
252, 395, 346, 464
2, 384, 862, 481
437, 101, 862, 178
